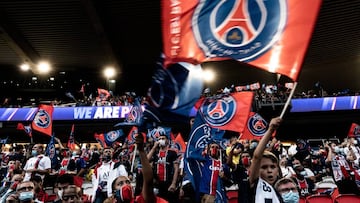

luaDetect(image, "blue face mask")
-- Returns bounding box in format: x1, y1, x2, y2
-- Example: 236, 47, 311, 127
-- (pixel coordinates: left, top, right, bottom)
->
19, 191, 34, 201
281, 191, 299, 203
250, 142, 258, 150
31, 150, 38, 157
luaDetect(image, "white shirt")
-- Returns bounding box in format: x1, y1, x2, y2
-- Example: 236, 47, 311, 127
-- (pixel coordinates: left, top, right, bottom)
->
23, 154, 51, 181
255, 177, 280, 203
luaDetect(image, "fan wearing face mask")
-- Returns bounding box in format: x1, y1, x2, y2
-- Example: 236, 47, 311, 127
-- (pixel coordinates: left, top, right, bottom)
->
275, 178, 300, 203
6, 180, 42, 203
147, 134, 179, 203
91, 147, 128, 203
325, 142, 360, 195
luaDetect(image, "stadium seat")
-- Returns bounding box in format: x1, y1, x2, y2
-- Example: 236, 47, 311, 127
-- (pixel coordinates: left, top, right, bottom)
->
334, 194, 360, 203
306, 194, 333, 203
299, 196, 306, 203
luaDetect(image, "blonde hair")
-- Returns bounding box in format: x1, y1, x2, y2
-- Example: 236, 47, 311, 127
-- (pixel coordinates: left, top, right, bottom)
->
262, 150, 282, 177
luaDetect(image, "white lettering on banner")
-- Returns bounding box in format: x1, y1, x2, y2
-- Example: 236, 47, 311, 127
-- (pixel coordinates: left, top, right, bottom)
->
73, 106, 131, 119
74, 107, 93, 119
169, 0, 181, 57
93, 107, 121, 119
120, 106, 130, 118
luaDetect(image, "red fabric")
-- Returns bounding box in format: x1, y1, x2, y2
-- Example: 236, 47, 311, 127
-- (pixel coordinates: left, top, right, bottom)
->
241, 112, 268, 140
135, 194, 168, 203
73, 176, 83, 188
171, 133, 186, 153
157, 151, 166, 182
348, 123, 360, 138
16, 123, 32, 137
94, 133, 107, 148
161, 0, 322, 81
201, 92, 253, 133
31, 104, 54, 136
67, 124, 76, 150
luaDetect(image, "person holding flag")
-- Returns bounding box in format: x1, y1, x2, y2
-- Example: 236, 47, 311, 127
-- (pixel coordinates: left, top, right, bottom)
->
248, 116, 283, 203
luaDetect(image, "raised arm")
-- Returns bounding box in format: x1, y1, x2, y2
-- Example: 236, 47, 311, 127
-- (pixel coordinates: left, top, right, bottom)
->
249, 117, 282, 186
136, 134, 156, 203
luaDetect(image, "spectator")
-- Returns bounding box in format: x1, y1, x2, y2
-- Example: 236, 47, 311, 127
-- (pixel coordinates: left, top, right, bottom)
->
325, 142, 360, 195
61, 185, 83, 203
147, 134, 179, 203
279, 156, 295, 178
249, 117, 283, 203
274, 178, 300, 203
6, 180, 41, 203
23, 144, 51, 182
104, 176, 133, 203
31, 175, 49, 202
291, 158, 315, 197
227, 145, 251, 203
54, 174, 75, 203
91, 147, 128, 202
134, 133, 168, 203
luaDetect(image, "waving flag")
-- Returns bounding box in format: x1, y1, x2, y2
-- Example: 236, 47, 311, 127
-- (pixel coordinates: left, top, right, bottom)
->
114, 97, 143, 127
97, 88, 111, 101
67, 124, 76, 150
94, 133, 107, 148
199, 92, 254, 133
184, 113, 226, 202
348, 123, 360, 138
17, 123, 33, 137
45, 134, 58, 169
126, 126, 146, 146
104, 129, 124, 146
145, 60, 204, 123
241, 112, 269, 140
147, 126, 172, 141
32, 104, 54, 136
170, 133, 187, 154
162, 0, 322, 81
0, 137, 8, 144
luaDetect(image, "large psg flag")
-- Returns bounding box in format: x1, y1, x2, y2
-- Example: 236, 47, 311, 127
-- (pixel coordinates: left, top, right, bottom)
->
32, 104, 54, 136
162, 0, 322, 81
199, 92, 254, 133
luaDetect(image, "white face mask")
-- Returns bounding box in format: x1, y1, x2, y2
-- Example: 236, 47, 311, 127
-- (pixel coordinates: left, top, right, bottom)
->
158, 140, 166, 147
57, 189, 63, 200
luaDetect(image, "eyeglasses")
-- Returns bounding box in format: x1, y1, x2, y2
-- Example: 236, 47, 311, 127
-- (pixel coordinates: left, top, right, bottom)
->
210, 145, 219, 149
18, 186, 34, 191
279, 187, 297, 193
62, 195, 78, 201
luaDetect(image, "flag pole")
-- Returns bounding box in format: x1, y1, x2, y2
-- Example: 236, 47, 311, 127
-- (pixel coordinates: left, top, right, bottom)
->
280, 82, 298, 119
131, 144, 137, 173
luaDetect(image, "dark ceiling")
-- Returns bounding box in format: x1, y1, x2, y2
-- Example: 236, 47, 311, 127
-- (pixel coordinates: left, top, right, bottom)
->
0, 0, 359, 102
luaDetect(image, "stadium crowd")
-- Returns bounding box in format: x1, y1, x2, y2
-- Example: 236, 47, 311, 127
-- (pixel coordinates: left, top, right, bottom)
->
0, 83, 359, 203
0, 117, 360, 203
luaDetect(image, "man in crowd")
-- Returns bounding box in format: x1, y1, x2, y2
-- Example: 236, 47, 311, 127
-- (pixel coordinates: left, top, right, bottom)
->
275, 178, 300, 203
92, 147, 128, 203
147, 133, 179, 203
23, 144, 51, 182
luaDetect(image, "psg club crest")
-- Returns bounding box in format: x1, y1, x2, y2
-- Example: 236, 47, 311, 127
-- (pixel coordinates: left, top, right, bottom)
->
193, 0, 287, 61
105, 130, 122, 143
247, 113, 268, 137
200, 95, 237, 127
33, 109, 51, 128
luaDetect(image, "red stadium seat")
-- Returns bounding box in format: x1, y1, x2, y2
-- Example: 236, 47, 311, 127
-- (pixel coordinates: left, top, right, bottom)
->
334, 194, 360, 203
299, 196, 306, 203
306, 194, 333, 203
